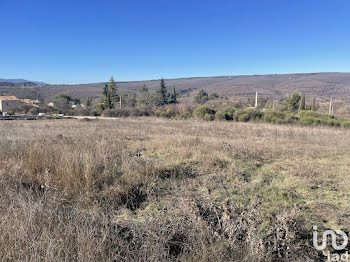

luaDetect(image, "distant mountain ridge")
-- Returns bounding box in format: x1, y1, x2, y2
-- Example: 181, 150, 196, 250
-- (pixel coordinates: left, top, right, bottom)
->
30, 72, 350, 101
0, 78, 46, 85
2, 73, 350, 105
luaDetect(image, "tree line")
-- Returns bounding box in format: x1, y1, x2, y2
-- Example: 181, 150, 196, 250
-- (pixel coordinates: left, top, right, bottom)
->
97, 77, 178, 114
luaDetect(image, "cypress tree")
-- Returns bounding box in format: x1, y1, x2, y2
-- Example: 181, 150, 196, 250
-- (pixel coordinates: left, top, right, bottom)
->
169, 86, 177, 103
102, 83, 111, 109
299, 94, 306, 111
312, 97, 317, 111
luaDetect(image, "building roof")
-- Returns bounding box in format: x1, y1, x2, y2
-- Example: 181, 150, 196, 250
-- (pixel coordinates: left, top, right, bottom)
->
0, 96, 18, 101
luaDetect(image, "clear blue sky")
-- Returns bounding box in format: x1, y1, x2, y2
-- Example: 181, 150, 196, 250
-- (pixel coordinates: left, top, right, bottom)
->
1, 0, 350, 84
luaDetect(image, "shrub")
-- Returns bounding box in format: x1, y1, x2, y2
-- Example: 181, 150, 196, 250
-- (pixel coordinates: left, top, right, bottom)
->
298, 110, 325, 119
28, 107, 42, 115
299, 116, 315, 126
164, 108, 176, 118
193, 106, 215, 120
215, 111, 226, 121
180, 112, 192, 119
129, 106, 153, 116
215, 107, 235, 121
102, 109, 130, 117
102, 107, 154, 117
238, 112, 251, 122
297, 110, 339, 127
155, 110, 162, 117
234, 109, 263, 122
204, 113, 215, 121
342, 121, 350, 128
285, 113, 297, 124
264, 110, 287, 123
327, 119, 341, 127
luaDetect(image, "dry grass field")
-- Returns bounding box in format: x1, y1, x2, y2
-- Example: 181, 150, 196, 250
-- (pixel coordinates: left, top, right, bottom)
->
1, 118, 350, 261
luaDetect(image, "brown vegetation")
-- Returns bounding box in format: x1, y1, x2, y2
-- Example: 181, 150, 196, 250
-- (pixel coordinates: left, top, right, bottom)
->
0, 118, 349, 261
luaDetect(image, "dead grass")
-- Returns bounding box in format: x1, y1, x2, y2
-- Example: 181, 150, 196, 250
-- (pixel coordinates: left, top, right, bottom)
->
0, 118, 349, 261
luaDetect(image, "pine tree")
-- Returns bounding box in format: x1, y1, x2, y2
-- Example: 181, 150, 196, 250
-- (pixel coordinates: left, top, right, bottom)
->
299, 94, 306, 111
138, 84, 152, 106
98, 77, 119, 113
102, 83, 111, 109
140, 84, 148, 93
169, 86, 177, 103
312, 97, 317, 111
283, 93, 301, 112
155, 78, 168, 106
194, 89, 209, 104
86, 97, 92, 107
108, 76, 119, 107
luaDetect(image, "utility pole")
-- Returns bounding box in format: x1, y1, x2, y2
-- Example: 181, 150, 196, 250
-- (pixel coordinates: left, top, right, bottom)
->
272, 101, 275, 110
120, 95, 122, 110
329, 98, 333, 115
255, 91, 258, 108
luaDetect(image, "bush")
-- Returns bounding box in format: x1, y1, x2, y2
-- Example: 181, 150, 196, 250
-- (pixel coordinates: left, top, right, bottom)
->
297, 110, 339, 127
130, 106, 153, 117
193, 106, 215, 120
299, 116, 315, 126
155, 110, 162, 117
164, 108, 176, 118
204, 113, 215, 121
28, 107, 43, 115
154, 108, 177, 119
285, 113, 297, 124
341, 121, 350, 128
327, 119, 341, 127
102, 109, 130, 117
234, 109, 263, 122
215, 111, 226, 121
298, 110, 325, 119
102, 107, 154, 117
238, 112, 251, 122
215, 107, 235, 121
264, 110, 287, 123
179, 112, 192, 119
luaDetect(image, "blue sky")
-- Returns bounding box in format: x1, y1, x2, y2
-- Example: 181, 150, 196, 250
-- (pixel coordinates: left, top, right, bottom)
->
1, 0, 350, 84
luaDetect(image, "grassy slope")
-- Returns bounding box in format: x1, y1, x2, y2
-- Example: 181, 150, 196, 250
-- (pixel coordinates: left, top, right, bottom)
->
0, 118, 349, 261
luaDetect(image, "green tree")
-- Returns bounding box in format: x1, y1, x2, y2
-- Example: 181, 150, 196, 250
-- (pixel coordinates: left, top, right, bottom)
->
137, 84, 153, 106
85, 97, 92, 107
140, 84, 148, 93
122, 93, 137, 107
155, 78, 168, 106
299, 94, 306, 111
98, 77, 120, 113
169, 86, 177, 104
101, 83, 111, 109
194, 89, 209, 104
311, 97, 317, 111
53, 94, 76, 113
209, 93, 219, 100
108, 76, 119, 107
283, 93, 301, 112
